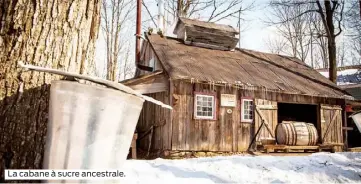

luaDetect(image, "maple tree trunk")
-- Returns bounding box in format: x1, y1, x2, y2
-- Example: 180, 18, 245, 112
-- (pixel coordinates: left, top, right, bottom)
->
0, 0, 101, 181
324, 0, 337, 83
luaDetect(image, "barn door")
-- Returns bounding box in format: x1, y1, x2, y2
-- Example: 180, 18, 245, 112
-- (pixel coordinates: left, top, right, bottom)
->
254, 99, 278, 144
319, 105, 343, 144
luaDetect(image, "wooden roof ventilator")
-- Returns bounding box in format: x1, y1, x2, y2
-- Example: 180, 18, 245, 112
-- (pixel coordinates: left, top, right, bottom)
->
173, 17, 240, 51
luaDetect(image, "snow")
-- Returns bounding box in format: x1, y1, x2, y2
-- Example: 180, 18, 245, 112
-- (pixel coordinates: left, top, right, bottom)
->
320, 69, 360, 78
319, 69, 361, 86
119, 152, 361, 183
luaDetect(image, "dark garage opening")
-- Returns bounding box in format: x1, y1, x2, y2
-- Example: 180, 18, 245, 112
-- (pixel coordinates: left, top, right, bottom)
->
278, 103, 318, 126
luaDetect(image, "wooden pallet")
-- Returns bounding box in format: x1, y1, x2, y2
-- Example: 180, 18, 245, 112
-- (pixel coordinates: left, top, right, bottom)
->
348, 147, 361, 152
262, 144, 343, 153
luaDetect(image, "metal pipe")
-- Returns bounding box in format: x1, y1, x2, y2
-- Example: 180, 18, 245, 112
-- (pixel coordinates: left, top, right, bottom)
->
135, 0, 141, 64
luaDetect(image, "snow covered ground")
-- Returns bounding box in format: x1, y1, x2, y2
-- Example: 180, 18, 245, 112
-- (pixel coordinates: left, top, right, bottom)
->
119, 152, 361, 183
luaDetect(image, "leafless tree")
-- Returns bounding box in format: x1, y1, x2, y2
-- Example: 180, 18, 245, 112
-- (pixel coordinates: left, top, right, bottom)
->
140, 0, 254, 31
345, 0, 361, 65
265, 36, 288, 55
101, 0, 136, 81
267, 0, 345, 83
309, 12, 329, 68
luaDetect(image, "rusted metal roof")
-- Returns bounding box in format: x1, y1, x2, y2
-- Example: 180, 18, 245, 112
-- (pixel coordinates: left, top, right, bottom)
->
173, 17, 239, 34
147, 34, 350, 99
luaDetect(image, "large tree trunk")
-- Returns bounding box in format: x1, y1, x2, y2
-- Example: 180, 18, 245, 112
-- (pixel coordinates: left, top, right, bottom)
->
0, 0, 101, 181
325, 0, 337, 83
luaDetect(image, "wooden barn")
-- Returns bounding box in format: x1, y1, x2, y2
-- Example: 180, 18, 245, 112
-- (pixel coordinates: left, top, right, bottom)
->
122, 18, 355, 156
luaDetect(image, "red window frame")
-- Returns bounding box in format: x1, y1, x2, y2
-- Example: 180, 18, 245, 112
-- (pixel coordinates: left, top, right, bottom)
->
194, 91, 217, 120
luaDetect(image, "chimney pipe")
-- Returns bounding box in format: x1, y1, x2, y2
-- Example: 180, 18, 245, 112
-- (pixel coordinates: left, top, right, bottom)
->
135, 0, 141, 64
158, 0, 165, 32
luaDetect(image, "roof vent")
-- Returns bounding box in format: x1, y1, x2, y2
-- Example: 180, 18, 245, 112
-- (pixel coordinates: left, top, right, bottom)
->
173, 18, 239, 51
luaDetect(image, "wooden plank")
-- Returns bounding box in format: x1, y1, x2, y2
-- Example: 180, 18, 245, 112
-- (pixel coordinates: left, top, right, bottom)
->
168, 80, 174, 150
171, 84, 180, 150
257, 104, 278, 110
255, 107, 275, 138
193, 84, 201, 151
342, 127, 353, 131
232, 89, 239, 152
320, 105, 343, 110
348, 147, 361, 152
162, 91, 170, 150
322, 109, 338, 143
184, 88, 192, 150
129, 83, 168, 94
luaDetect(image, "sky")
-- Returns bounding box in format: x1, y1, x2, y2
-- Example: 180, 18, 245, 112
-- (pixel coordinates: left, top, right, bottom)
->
93, 0, 327, 79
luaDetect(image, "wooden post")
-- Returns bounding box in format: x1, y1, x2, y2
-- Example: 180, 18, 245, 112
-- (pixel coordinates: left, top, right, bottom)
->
342, 101, 348, 151
132, 133, 138, 159
248, 120, 265, 151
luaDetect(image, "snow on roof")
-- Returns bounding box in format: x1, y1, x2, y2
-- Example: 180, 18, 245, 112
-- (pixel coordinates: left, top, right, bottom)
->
318, 69, 361, 86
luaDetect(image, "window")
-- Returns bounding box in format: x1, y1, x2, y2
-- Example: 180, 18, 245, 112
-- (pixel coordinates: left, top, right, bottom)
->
241, 98, 253, 122
194, 93, 216, 120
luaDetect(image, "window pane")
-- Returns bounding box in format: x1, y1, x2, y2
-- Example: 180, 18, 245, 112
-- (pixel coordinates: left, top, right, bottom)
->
195, 95, 214, 118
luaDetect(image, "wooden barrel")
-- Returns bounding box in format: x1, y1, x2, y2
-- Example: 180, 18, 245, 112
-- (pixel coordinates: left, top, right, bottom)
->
276, 121, 318, 146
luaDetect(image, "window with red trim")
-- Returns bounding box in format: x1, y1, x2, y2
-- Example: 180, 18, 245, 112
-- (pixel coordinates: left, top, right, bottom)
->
194, 93, 216, 120
241, 98, 254, 122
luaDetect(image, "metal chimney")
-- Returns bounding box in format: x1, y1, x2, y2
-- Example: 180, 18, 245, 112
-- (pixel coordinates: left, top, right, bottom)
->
135, 0, 141, 64
158, 0, 165, 33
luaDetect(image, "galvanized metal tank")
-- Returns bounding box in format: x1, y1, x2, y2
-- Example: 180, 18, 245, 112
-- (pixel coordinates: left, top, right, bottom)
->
43, 80, 144, 171
350, 111, 361, 133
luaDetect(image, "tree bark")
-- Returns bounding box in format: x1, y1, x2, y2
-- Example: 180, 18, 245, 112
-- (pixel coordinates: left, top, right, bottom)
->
0, 0, 101, 181
324, 0, 337, 83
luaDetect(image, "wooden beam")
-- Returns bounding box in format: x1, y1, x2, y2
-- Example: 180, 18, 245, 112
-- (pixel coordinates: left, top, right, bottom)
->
136, 64, 153, 72
129, 83, 167, 94
342, 127, 353, 131
257, 104, 277, 110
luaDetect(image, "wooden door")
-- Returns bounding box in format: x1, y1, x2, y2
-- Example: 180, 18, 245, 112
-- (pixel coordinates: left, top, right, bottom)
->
254, 99, 278, 144
319, 105, 343, 144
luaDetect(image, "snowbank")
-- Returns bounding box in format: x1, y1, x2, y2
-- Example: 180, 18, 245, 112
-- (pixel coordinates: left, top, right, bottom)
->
119, 152, 361, 183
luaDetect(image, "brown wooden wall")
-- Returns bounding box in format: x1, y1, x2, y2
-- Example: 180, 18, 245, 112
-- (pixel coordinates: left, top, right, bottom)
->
136, 80, 345, 153
171, 81, 253, 152
137, 91, 172, 152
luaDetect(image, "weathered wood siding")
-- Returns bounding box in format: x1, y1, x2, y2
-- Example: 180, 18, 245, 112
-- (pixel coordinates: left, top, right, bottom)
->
320, 105, 343, 144
171, 81, 253, 152
137, 40, 162, 76
169, 81, 345, 152
254, 99, 278, 143
137, 91, 172, 152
